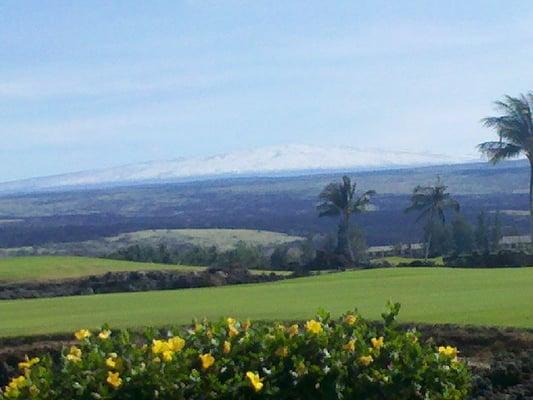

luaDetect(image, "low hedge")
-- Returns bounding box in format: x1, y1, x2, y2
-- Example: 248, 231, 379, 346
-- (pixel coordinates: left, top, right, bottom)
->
1, 303, 470, 399
444, 250, 533, 268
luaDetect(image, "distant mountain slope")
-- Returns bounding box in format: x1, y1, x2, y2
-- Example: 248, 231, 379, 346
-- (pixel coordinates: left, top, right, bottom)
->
0, 161, 529, 248
0, 144, 474, 194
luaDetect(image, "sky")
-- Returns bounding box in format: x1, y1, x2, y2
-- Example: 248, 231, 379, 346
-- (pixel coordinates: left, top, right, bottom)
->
0, 1, 532, 182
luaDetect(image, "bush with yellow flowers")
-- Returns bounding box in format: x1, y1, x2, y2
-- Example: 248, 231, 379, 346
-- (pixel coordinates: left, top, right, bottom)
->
0, 303, 470, 399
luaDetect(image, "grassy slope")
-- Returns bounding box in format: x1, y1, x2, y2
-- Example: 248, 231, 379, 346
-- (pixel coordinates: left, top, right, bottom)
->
0, 229, 303, 257
1, 267, 532, 337
120, 229, 303, 250
0, 256, 205, 283
0, 256, 290, 283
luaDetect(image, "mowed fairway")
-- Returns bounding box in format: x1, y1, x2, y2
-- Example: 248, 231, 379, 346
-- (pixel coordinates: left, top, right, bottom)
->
0, 256, 204, 282
1, 268, 532, 337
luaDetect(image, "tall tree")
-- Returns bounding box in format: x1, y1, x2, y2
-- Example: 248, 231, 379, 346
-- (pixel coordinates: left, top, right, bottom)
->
405, 179, 459, 260
317, 176, 375, 264
451, 214, 474, 255
474, 211, 490, 253
478, 93, 533, 240
490, 211, 503, 252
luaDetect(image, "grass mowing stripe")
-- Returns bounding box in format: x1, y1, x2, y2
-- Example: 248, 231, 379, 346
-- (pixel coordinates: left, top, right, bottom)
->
0, 267, 532, 337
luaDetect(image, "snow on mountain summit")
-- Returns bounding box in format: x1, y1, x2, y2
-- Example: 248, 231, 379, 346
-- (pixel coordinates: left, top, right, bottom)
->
0, 144, 473, 193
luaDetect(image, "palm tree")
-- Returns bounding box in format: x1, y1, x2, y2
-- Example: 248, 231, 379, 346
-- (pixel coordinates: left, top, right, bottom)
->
405, 179, 459, 260
478, 93, 533, 241
317, 176, 375, 263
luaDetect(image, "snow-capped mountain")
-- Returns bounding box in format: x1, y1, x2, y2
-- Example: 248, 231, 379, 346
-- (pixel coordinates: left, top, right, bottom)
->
0, 144, 475, 193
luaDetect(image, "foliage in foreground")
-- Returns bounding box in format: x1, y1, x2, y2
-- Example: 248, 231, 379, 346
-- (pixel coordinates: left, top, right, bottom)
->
1, 303, 470, 400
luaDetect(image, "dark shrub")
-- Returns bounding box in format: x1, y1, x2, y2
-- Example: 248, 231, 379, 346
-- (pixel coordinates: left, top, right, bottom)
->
445, 250, 533, 268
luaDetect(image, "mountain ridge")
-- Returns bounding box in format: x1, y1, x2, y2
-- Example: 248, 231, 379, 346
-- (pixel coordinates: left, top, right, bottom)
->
0, 144, 477, 194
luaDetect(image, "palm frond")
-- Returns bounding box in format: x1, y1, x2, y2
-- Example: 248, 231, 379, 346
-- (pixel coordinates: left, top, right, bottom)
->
317, 176, 374, 218
351, 190, 376, 213
405, 178, 458, 224
479, 94, 533, 159
317, 203, 341, 217
477, 141, 523, 163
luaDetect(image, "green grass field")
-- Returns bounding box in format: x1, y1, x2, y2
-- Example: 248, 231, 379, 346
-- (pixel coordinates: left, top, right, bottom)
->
0, 256, 205, 283
0, 256, 289, 283
1, 267, 532, 337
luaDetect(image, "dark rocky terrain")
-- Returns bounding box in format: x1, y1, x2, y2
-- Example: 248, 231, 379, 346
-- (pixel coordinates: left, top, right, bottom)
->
0, 267, 283, 300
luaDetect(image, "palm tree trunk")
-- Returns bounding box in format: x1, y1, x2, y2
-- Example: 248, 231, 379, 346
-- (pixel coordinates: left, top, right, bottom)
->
337, 214, 354, 264
529, 160, 533, 249
424, 231, 432, 262
424, 210, 435, 262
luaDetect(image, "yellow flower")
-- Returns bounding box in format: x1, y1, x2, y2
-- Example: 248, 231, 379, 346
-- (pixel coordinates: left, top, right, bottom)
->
242, 319, 251, 331
359, 355, 374, 366
8, 376, 26, 389
223, 340, 231, 354
2, 386, 18, 398
227, 317, 236, 326
276, 323, 286, 332
66, 346, 82, 363
199, 353, 215, 370
151, 339, 170, 354
343, 339, 356, 352
288, 324, 299, 337
246, 371, 264, 392
438, 345, 458, 359
106, 371, 122, 389
18, 356, 40, 371
4, 375, 27, 397
74, 329, 91, 341
305, 320, 323, 334
162, 350, 174, 362
228, 324, 239, 338
106, 354, 119, 369
275, 346, 289, 358
9, 376, 27, 388
168, 336, 185, 352
344, 314, 358, 326
371, 336, 384, 350
98, 330, 111, 340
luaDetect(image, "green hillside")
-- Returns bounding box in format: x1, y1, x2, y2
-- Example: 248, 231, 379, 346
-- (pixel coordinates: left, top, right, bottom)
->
0, 229, 303, 258
0, 256, 204, 283
1, 267, 532, 337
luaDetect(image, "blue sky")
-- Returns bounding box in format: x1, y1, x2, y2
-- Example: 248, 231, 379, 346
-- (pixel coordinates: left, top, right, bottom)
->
0, 1, 532, 182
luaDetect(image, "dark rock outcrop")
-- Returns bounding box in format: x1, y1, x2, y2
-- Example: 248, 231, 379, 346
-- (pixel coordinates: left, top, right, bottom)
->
0, 267, 282, 300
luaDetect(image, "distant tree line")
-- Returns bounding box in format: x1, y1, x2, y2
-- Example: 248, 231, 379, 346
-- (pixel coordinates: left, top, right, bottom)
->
402, 179, 504, 258
107, 242, 270, 269
424, 210, 503, 257
314, 174, 506, 267
106, 240, 319, 271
